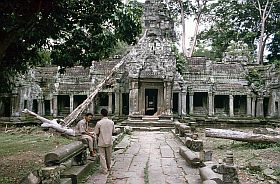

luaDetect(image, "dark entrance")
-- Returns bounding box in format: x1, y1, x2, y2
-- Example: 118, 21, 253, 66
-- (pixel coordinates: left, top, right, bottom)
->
145, 89, 158, 115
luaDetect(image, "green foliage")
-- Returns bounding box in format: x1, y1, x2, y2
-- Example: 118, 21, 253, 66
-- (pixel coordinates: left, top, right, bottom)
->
199, 0, 280, 61
268, 31, 280, 63
231, 141, 280, 150
0, 0, 143, 92
193, 40, 216, 59
172, 45, 187, 74
246, 68, 265, 89
144, 158, 150, 184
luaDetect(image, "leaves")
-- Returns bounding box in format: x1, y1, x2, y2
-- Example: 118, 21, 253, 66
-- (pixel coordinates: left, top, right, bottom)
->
0, 0, 143, 92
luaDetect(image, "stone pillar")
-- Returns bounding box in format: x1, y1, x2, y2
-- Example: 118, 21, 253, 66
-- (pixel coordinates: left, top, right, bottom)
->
182, 89, 187, 116
69, 94, 74, 113
88, 95, 94, 114
256, 96, 264, 117
53, 95, 58, 117
251, 96, 256, 117
246, 95, 252, 117
129, 80, 139, 115
270, 94, 276, 117
119, 92, 123, 116
178, 92, 182, 116
50, 98, 53, 115
108, 92, 113, 115
163, 81, 172, 115
114, 91, 120, 116
38, 98, 44, 115
229, 95, 234, 117
267, 96, 272, 117
10, 95, 17, 116
189, 91, 194, 115
208, 92, 214, 116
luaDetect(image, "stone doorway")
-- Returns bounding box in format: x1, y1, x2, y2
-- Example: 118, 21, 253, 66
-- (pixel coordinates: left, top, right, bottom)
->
145, 89, 158, 115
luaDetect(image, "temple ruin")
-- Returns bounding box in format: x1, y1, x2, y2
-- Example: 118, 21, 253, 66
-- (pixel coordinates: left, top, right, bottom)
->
0, 0, 280, 124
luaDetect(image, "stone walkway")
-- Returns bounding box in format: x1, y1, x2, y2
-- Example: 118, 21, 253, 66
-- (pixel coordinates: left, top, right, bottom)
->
86, 131, 201, 184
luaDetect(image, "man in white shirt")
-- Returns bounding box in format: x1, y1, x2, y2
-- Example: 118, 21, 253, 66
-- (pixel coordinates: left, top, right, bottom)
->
94, 109, 115, 174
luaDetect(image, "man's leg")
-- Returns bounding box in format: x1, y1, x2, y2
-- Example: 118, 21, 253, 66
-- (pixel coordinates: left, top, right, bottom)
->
105, 146, 112, 170
99, 147, 108, 174
93, 135, 98, 155
82, 135, 95, 156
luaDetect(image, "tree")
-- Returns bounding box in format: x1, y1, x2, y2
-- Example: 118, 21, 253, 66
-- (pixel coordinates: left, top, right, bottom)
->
188, 0, 209, 57
199, 0, 280, 63
0, 0, 142, 92
251, 0, 276, 64
168, 0, 191, 56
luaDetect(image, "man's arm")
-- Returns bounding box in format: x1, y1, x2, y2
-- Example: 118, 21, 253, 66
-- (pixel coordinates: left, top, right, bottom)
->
94, 122, 100, 136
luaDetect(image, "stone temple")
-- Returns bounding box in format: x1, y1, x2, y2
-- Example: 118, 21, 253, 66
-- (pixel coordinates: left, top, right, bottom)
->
0, 0, 280, 125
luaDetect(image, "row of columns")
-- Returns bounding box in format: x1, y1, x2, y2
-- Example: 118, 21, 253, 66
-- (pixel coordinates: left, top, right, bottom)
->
177, 91, 268, 117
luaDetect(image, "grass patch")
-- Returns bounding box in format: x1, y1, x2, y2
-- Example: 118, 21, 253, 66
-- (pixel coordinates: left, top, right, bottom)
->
230, 141, 280, 150
144, 158, 150, 184
0, 127, 73, 184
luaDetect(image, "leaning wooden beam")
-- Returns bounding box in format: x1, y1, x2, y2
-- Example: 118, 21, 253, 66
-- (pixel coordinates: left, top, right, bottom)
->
205, 128, 280, 143
64, 29, 148, 127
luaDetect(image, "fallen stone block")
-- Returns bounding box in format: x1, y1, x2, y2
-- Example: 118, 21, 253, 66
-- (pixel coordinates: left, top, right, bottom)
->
199, 166, 223, 184
179, 146, 201, 166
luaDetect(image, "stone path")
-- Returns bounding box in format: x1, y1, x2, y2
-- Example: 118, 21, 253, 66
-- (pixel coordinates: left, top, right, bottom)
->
86, 131, 201, 184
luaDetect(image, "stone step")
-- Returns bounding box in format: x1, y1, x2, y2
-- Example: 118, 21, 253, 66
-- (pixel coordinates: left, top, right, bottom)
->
61, 159, 96, 184
121, 121, 174, 128
61, 178, 72, 184
142, 116, 159, 121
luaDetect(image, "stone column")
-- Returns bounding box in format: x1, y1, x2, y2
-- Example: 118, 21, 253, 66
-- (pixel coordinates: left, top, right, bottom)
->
246, 95, 252, 117
163, 81, 172, 115
256, 96, 264, 117
208, 92, 214, 116
270, 94, 276, 117
189, 91, 194, 115
69, 94, 74, 113
251, 96, 256, 117
53, 95, 58, 117
178, 92, 182, 116
38, 98, 44, 115
114, 91, 120, 116
88, 94, 94, 114
182, 89, 187, 116
108, 92, 113, 115
10, 95, 18, 117
50, 98, 53, 115
129, 80, 139, 115
267, 96, 272, 117
229, 95, 234, 117
120, 91, 123, 116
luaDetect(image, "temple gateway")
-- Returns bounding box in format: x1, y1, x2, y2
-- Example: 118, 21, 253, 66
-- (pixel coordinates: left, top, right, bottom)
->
0, 0, 280, 124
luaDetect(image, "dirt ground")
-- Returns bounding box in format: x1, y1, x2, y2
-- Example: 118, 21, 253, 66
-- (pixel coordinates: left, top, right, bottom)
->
198, 128, 280, 184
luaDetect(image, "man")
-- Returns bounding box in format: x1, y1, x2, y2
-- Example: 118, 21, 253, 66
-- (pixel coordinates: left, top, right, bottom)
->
76, 113, 97, 157
94, 109, 115, 174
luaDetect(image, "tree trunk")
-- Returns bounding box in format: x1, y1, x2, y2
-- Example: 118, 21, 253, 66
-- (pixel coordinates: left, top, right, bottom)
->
64, 30, 148, 127
257, 19, 266, 65
179, 0, 187, 56
205, 128, 280, 143
188, 14, 201, 57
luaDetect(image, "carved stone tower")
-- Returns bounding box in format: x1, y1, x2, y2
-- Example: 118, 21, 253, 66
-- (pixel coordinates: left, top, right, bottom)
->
125, 0, 176, 121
